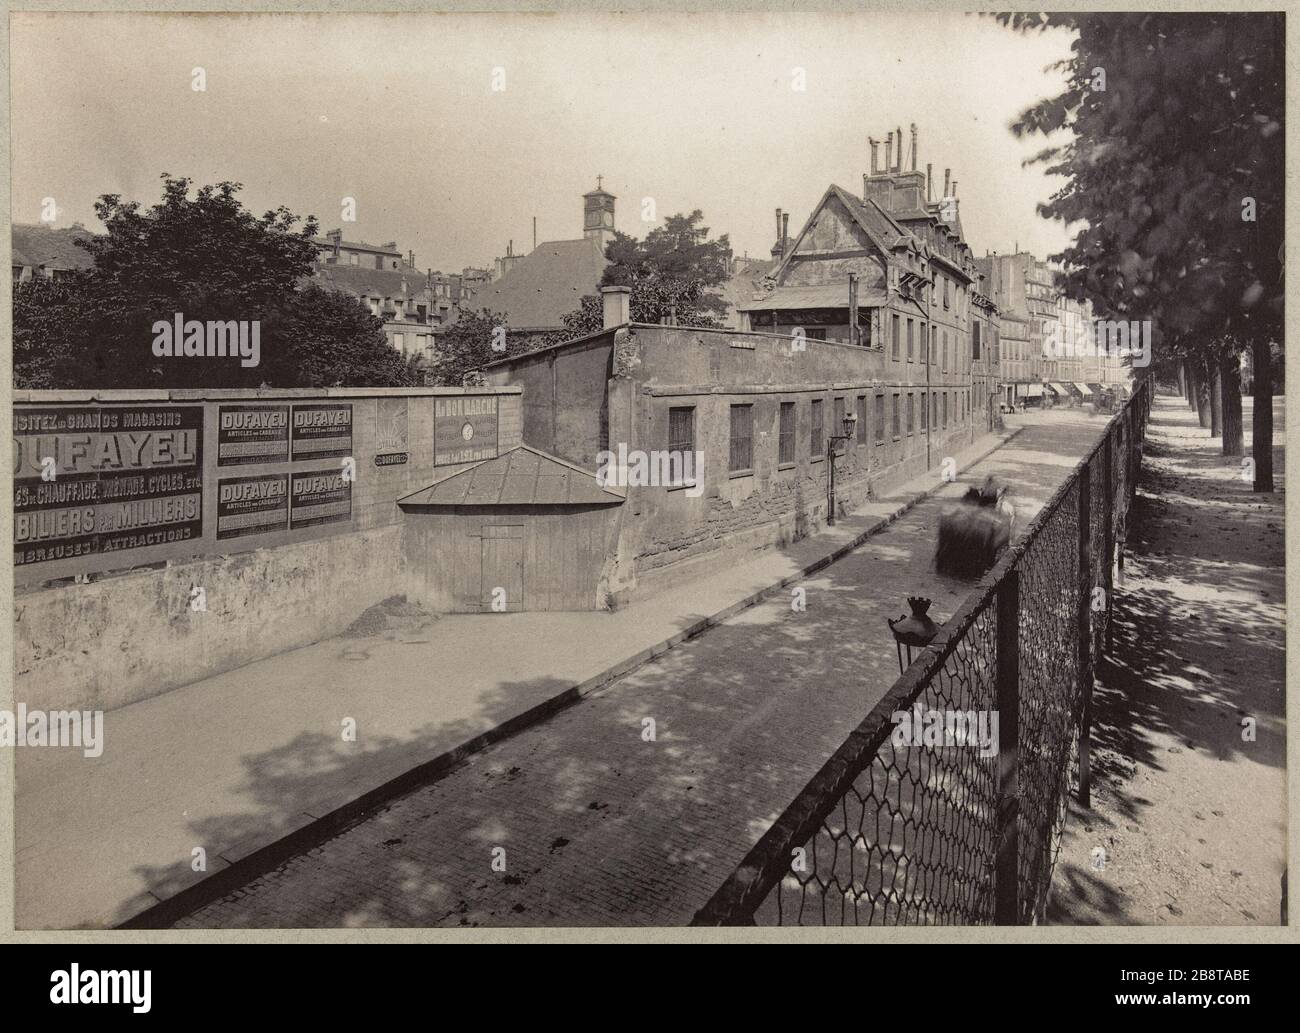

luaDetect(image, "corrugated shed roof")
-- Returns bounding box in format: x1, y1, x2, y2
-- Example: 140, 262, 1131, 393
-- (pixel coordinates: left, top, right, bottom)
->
737, 285, 889, 312
471, 238, 608, 328
12, 224, 96, 272
398, 444, 625, 507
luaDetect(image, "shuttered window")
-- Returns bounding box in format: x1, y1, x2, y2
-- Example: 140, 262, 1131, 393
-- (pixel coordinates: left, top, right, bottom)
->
729, 404, 753, 473
779, 401, 796, 464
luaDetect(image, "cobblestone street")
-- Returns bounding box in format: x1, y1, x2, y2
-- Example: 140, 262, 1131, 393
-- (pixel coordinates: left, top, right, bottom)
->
175, 410, 1119, 928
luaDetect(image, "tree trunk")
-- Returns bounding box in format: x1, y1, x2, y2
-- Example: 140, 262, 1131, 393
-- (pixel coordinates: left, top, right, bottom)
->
1186, 363, 1197, 409
1252, 337, 1274, 491
1194, 358, 1212, 428
1209, 361, 1223, 436
1220, 351, 1244, 456
1176, 363, 1186, 397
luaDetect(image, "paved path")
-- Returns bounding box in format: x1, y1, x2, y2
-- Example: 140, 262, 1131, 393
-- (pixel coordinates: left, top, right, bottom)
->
1048, 395, 1286, 925
173, 409, 1117, 928
18, 419, 1015, 929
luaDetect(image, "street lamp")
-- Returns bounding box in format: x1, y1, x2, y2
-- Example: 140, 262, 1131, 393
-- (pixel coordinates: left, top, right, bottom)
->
887, 596, 941, 674
826, 411, 857, 526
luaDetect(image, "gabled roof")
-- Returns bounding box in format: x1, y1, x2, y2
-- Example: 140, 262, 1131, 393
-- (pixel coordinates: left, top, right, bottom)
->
398, 444, 625, 507
471, 238, 609, 328
12, 224, 96, 272
313, 236, 401, 256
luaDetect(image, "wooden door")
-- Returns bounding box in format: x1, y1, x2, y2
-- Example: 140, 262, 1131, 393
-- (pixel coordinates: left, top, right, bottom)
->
480, 525, 524, 612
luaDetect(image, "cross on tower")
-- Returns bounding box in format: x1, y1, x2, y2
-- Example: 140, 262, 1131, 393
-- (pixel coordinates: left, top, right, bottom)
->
596, 175, 604, 191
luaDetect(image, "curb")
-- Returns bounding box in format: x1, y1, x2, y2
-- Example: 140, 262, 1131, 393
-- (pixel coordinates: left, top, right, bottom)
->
118, 425, 1023, 929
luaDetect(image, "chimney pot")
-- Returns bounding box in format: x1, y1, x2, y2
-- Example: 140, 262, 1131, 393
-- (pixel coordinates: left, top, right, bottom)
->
782, 212, 790, 251
885, 132, 894, 173
910, 123, 918, 171
868, 136, 878, 175
944, 168, 951, 197
895, 126, 903, 171
600, 285, 632, 329
926, 164, 933, 202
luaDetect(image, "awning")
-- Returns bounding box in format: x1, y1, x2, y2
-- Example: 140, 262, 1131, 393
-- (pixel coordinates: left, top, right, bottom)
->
1024, 383, 1044, 397
1073, 382, 1094, 397
1048, 382, 1070, 395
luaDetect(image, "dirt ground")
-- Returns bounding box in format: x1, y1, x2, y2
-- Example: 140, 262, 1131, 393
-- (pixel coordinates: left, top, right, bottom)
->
1049, 394, 1287, 926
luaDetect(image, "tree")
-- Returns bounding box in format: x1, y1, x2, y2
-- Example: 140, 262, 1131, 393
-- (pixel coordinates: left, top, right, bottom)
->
1002, 13, 1283, 486
598, 210, 732, 325
12, 174, 420, 389
430, 309, 520, 386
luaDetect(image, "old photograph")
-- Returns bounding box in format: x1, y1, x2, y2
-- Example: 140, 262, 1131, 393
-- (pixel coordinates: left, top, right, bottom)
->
5, 6, 1288, 942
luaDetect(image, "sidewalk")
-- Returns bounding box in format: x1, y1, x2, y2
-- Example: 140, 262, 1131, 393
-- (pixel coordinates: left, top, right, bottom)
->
1048, 394, 1287, 925
18, 422, 1024, 929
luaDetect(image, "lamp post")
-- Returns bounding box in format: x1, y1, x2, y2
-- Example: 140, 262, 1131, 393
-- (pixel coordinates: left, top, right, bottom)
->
887, 596, 942, 675
826, 411, 857, 526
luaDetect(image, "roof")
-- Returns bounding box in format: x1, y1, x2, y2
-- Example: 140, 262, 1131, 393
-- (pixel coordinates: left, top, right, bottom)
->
397, 444, 625, 507
314, 262, 431, 300
12, 224, 96, 272
471, 238, 608, 328
716, 258, 776, 327
737, 284, 889, 312
313, 236, 400, 256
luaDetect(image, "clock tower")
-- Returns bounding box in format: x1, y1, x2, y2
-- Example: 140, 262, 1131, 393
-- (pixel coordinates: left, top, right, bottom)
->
583, 176, 616, 251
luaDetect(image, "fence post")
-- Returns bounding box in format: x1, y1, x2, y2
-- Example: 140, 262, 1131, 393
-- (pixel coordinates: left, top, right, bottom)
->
1077, 461, 1093, 807
1102, 432, 1115, 654
994, 570, 1020, 924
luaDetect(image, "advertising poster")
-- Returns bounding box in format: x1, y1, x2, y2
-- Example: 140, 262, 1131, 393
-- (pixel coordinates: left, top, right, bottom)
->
218, 404, 290, 466
291, 403, 352, 461
13, 405, 203, 567
216, 473, 289, 540
289, 468, 352, 530
434, 395, 498, 466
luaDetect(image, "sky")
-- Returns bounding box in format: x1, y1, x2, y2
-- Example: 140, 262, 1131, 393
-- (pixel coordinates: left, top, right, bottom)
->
11, 11, 1077, 273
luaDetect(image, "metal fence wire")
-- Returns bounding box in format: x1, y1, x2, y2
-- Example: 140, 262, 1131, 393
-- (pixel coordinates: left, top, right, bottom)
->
693, 381, 1152, 926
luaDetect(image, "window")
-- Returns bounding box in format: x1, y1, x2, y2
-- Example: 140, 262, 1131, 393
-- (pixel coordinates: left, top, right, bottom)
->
810, 399, 825, 456
668, 407, 695, 482
833, 397, 845, 443
729, 404, 753, 473
891, 315, 900, 359
932, 392, 938, 429
874, 393, 885, 445
906, 394, 914, 436
942, 392, 949, 429
906, 319, 915, 362
779, 402, 796, 465
931, 325, 938, 365
349, 253, 359, 266
805, 328, 827, 341
943, 277, 950, 309
393, 333, 404, 352
921, 389, 929, 430
856, 396, 867, 444
891, 394, 901, 439
943, 330, 948, 372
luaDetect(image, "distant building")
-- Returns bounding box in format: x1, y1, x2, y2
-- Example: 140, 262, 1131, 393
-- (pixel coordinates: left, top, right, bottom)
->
474, 180, 614, 332
313, 230, 439, 362
12, 223, 96, 281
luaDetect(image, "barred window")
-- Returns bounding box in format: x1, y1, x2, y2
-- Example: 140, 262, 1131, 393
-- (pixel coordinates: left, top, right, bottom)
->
779, 401, 795, 465
891, 315, 900, 359
855, 395, 867, 444
729, 404, 753, 473
891, 393, 901, 439
811, 398, 824, 456
906, 393, 914, 435
907, 319, 915, 362
921, 389, 929, 430
668, 405, 695, 475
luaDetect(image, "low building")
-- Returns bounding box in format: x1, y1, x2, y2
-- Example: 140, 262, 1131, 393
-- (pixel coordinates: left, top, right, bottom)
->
12, 223, 96, 281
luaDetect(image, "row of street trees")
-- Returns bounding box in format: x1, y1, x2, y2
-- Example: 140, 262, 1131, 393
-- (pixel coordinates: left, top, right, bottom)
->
1003, 12, 1283, 490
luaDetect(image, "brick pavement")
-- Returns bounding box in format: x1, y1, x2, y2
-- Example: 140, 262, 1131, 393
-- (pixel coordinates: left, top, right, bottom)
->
176, 409, 1116, 928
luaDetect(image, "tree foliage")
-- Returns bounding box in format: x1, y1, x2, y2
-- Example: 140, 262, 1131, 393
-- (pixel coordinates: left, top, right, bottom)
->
1001, 13, 1283, 347
13, 174, 421, 388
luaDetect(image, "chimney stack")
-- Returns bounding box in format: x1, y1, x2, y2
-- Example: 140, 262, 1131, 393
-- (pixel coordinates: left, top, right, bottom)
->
944, 168, 951, 197
952, 180, 958, 197
600, 285, 632, 329
895, 126, 903, 172
868, 137, 878, 175
926, 164, 933, 202
775, 208, 783, 247
782, 212, 790, 253
885, 132, 893, 174
910, 124, 918, 172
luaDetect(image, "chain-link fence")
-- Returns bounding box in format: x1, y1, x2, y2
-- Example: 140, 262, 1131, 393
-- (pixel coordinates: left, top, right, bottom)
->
693, 380, 1152, 926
